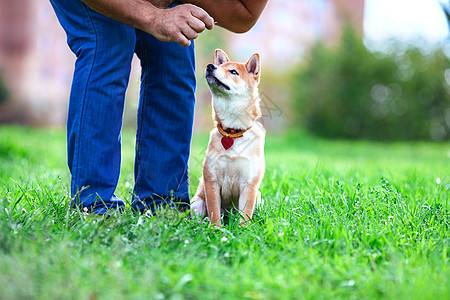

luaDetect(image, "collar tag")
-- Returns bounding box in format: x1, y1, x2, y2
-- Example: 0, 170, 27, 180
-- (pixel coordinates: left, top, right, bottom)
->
221, 136, 234, 150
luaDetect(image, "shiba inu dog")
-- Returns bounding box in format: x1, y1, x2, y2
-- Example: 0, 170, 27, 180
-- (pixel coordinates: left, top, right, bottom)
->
191, 49, 265, 226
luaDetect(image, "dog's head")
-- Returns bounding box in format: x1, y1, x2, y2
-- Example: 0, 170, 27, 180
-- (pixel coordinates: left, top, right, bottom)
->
205, 49, 260, 100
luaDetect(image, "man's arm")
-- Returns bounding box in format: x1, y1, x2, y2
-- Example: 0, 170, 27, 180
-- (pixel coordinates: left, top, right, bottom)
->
81, 0, 215, 47
181, 0, 268, 33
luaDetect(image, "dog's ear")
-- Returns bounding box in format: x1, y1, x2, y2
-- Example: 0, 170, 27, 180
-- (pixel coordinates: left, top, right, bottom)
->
245, 53, 261, 82
215, 49, 230, 65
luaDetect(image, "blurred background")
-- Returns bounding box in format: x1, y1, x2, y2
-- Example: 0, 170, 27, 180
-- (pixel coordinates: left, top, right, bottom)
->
0, 0, 449, 141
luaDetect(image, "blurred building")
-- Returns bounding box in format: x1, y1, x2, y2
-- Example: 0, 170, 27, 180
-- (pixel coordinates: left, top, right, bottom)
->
0, 0, 74, 125
0, 0, 364, 126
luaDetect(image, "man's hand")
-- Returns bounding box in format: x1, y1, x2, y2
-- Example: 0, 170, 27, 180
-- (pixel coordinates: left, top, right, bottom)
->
81, 0, 214, 47
145, 4, 214, 47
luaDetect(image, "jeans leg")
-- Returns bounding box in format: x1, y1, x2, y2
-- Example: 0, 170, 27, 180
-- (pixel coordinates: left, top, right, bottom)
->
132, 30, 196, 212
50, 0, 136, 213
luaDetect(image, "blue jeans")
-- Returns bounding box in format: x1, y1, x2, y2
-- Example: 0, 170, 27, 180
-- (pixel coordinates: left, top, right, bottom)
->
50, 0, 195, 213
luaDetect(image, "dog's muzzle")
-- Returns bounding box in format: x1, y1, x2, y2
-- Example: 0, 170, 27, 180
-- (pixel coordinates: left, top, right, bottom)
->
205, 64, 230, 91
206, 64, 217, 73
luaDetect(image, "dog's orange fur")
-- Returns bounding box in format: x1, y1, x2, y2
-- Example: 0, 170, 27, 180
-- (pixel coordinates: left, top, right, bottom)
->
191, 49, 266, 226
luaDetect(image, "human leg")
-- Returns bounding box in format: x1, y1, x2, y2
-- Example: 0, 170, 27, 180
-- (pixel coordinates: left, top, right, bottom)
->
132, 30, 196, 212
50, 0, 136, 213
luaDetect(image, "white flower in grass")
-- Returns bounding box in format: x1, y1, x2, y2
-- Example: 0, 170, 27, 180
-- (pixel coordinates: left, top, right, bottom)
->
342, 279, 355, 287
436, 178, 441, 184
114, 260, 123, 268
220, 236, 228, 243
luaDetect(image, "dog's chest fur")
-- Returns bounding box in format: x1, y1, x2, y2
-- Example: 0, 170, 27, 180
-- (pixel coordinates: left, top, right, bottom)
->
205, 121, 265, 210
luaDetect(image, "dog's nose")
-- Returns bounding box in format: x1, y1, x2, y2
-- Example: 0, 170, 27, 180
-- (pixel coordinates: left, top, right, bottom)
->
206, 64, 217, 72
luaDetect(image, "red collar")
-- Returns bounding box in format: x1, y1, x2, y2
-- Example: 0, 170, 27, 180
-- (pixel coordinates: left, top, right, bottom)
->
217, 123, 251, 137
217, 123, 252, 150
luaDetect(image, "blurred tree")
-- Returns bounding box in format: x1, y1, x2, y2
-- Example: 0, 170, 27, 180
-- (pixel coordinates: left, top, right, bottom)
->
440, 0, 450, 33
292, 25, 450, 141
0, 73, 9, 103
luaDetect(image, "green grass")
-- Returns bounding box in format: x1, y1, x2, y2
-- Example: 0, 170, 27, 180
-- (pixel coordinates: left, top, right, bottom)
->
0, 125, 449, 299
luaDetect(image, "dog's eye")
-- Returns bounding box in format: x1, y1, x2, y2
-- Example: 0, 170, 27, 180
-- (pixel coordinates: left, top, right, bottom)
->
229, 69, 239, 76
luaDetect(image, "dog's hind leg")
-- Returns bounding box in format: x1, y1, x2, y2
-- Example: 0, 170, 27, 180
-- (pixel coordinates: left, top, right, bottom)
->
191, 177, 206, 217
255, 189, 264, 209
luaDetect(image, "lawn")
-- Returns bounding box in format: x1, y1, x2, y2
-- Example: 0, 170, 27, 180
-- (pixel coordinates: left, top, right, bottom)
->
0, 126, 449, 299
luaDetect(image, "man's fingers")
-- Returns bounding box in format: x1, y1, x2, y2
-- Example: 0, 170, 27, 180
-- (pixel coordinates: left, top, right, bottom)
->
181, 25, 199, 41
179, 38, 191, 47
174, 32, 191, 47
190, 6, 214, 30
187, 17, 206, 33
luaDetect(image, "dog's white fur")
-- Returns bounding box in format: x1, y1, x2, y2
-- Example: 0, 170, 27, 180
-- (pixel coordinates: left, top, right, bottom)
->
191, 49, 265, 226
